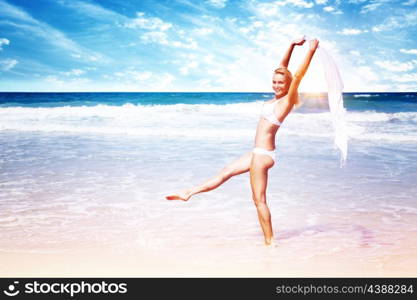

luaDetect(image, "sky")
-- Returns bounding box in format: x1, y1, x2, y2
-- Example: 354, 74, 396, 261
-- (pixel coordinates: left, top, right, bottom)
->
0, 0, 416, 92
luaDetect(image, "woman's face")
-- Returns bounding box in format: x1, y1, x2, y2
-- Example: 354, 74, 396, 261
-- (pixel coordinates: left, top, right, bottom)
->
272, 73, 290, 96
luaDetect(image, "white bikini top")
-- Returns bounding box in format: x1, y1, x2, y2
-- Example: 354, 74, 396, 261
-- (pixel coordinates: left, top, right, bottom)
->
260, 98, 283, 126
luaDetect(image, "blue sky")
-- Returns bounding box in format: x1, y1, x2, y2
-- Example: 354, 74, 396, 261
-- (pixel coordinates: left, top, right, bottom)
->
0, 0, 416, 92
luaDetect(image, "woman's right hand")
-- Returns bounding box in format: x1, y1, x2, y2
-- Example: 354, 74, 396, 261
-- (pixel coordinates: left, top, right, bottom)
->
309, 39, 319, 51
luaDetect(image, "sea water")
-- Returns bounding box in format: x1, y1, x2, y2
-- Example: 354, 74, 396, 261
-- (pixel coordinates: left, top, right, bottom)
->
0, 92, 416, 274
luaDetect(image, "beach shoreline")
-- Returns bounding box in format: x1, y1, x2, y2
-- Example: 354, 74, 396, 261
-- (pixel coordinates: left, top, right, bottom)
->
2, 243, 417, 277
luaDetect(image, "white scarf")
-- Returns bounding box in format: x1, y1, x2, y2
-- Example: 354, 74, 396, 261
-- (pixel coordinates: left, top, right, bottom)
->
304, 38, 348, 166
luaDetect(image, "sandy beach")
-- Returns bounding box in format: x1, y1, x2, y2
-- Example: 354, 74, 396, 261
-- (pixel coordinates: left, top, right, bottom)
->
2, 242, 417, 278
2, 207, 417, 277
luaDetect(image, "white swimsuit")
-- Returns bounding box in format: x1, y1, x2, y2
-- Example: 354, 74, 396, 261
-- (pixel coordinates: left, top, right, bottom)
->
252, 98, 284, 164
260, 99, 282, 126
253, 147, 276, 163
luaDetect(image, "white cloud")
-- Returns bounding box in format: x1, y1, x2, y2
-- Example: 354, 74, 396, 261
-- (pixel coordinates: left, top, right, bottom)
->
122, 11, 198, 50
321, 5, 343, 14
0, 0, 37, 23
396, 84, 417, 91
0, 0, 104, 62
252, 0, 314, 17
200, 4, 339, 91
315, 0, 327, 4
203, 54, 214, 64
108, 68, 174, 91
140, 31, 198, 49
347, 50, 368, 66
400, 49, 417, 55
206, 0, 227, 8
115, 70, 153, 81
87, 54, 103, 62
45, 75, 65, 86
402, 0, 417, 5
62, 69, 86, 76
0, 38, 10, 50
198, 79, 213, 89
171, 38, 198, 49
253, 2, 282, 17
356, 66, 379, 81
44, 75, 90, 88
239, 20, 263, 34
375, 60, 416, 72
0, 58, 18, 71
141, 31, 168, 44
156, 73, 175, 89
69, 52, 102, 62
239, 17, 326, 51
58, 0, 124, 21
286, 0, 314, 8
339, 28, 367, 35
360, 0, 391, 14
361, 3, 380, 13
124, 12, 172, 31
180, 61, 199, 75
341, 63, 386, 92
193, 27, 214, 35
134, 71, 153, 81
372, 11, 417, 34
404, 11, 417, 25
392, 73, 417, 83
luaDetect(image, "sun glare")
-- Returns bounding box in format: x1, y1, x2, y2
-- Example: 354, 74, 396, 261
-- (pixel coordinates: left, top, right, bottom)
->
298, 58, 328, 93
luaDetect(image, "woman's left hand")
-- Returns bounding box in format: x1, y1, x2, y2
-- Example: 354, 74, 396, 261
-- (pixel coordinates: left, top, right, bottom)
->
292, 36, 306, 46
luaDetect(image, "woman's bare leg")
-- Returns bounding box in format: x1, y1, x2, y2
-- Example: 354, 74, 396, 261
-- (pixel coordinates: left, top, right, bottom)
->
166, 151, 253, 201
250, 154, 275, 245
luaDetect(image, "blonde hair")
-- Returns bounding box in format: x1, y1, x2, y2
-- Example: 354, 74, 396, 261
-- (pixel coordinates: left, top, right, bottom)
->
274, 67, 293, 82
273, 67, 300, 107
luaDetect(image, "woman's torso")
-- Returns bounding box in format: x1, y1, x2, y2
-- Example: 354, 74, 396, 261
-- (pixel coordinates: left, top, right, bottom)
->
254, 96, 288, 150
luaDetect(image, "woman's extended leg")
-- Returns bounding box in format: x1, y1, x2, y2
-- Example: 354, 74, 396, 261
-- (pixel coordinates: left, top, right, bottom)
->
165, 151, 253, 201
250, 154, 275, 245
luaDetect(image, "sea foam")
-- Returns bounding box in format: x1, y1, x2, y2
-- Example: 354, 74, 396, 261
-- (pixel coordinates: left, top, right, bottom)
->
1, 103, 416, 143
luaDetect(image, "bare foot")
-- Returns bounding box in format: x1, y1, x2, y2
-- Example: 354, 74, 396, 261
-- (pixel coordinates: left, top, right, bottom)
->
165, 190, 191, 201
265, 238, 276, 247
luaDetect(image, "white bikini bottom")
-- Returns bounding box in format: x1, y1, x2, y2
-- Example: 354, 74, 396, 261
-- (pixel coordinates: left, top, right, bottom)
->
252, 147, 276, 164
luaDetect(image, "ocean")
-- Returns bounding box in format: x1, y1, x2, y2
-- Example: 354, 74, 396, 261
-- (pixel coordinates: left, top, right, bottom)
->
1, 92, 416, 276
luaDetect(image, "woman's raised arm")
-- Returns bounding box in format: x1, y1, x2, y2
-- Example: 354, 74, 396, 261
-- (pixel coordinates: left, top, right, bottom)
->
278, 36, 306, 68
287, 39, 319, 105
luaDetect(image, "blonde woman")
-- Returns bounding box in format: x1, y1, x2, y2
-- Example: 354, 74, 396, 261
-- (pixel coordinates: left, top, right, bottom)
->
166, 37, 319, 245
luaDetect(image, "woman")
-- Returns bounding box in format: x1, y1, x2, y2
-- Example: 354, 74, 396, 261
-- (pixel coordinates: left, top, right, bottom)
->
166, 37, 320, 246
